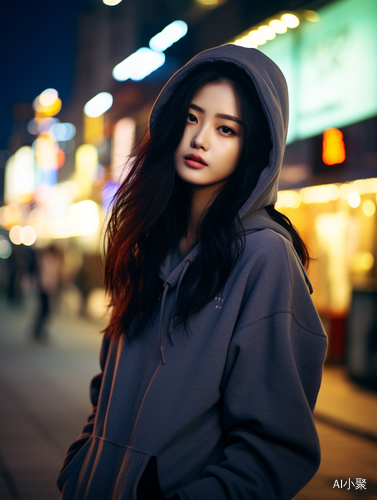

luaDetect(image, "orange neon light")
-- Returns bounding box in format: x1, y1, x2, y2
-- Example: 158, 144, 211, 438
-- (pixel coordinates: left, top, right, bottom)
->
322, 128, 346, 165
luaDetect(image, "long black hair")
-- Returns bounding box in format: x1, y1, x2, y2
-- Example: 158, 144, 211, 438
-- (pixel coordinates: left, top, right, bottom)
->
103, 61, 309, 340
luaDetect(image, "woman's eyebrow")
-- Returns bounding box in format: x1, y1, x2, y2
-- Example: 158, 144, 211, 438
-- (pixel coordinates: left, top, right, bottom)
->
189, 103, 243, 125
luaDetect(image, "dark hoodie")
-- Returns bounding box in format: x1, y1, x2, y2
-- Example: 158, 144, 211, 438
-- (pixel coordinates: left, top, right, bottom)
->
57, 44, 327, 500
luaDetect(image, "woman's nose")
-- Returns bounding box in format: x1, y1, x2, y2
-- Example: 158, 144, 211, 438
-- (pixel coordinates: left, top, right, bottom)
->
191, 125, 210, 150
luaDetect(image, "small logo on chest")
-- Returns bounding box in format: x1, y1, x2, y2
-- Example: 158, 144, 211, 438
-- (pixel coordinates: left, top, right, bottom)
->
214, 296, 224, 309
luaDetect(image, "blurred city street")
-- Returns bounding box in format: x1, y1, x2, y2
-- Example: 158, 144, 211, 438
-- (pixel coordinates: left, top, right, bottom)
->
1, 0, 377, 498
0, 295, 377, 500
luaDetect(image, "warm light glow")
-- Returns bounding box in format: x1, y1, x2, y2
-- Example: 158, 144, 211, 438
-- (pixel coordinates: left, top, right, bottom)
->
315, 211, 351, 312
0, 236, 12, 259
39, 88, 58, 107
103, 0, 122, 4
281, 14, 300, 28
112, 118, 136, 183
194, 0, 220, 7
23, 226, 37, 246
84, 115, 104, 145
276, 190, 301, 209
75, 144, 98, 179
322, 128, 346, 165
246, 30, 266, 45
73, 145, 98, 199
34, 90, 62, 117
34, 133, 58, 171
68, 200, 100, 236
86, 288, 109, 320
113, 48, 165, 82
269, 20, 287, 34
362, 199, 375, 217
0, 204, 22, 228
5, 147, 36, 204
352, 251, 374, 273
348, 192, 361, 208
303, 10, 320, 22
9, 225, 25, 245
84, 92, 113, 118
353, 178, 369, 195
258, 25, 276, 40
282, 178, 377, 207
234, 37, 257, 48
149, 21, 188, 52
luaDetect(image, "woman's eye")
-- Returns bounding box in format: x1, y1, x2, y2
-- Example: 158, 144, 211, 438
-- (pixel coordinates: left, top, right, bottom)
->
187, 113, 197, 123
219, 126, 235, 135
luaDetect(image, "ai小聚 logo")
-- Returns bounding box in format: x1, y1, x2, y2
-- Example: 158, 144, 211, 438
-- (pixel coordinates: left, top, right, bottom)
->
333, 478, 367, 490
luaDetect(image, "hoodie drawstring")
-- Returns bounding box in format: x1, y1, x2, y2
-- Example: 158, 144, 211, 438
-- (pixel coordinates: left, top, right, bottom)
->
159, 282, 170, 364
168, 260, 190, 344
159, 259, 191, 363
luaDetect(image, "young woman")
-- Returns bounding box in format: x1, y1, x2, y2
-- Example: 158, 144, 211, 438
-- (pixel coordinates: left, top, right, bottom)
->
57, 44, 327, 500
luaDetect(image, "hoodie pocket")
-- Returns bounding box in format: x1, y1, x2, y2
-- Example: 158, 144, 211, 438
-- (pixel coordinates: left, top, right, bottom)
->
58, 435, 152, 500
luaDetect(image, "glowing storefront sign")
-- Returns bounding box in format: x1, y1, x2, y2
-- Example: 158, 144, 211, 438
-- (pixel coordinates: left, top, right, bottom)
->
256, 0, 377, 143
111, 117, 135, 183
4, 147, 36, 204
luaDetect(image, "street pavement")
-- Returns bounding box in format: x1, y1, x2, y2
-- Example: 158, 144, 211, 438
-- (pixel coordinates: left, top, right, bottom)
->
0, 294, 377, 500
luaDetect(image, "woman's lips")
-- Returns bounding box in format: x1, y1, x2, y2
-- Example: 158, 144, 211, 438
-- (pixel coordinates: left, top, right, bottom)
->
184, 159, 207, 169
183, 154, 208, 169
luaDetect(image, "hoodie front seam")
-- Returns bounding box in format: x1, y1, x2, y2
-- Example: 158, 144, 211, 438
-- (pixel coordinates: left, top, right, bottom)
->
129, 360, 162, 448
235, 310, 327, 338
91, 435, 153, 455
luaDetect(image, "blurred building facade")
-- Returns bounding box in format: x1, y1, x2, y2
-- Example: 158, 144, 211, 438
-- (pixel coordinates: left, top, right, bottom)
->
1, 0, 377, 381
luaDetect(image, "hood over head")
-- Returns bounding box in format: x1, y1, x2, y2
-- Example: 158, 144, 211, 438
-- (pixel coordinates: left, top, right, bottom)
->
148, 46, 306, 364
149, 44, 289, 223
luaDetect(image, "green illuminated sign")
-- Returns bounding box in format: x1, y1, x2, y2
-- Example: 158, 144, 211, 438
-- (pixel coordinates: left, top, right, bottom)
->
258, 0, 377, 144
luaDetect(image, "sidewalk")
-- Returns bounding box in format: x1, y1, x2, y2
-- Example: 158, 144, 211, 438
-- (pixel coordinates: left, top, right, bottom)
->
0, 295, 377, 499
315, 366, 377, 441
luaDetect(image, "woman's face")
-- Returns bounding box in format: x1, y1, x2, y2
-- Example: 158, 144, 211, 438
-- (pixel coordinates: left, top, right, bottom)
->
174, 82, 243, 189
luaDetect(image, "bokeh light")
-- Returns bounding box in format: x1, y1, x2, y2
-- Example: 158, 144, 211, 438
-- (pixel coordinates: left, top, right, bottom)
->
39, 88, 58, 107
0, 236, 12, 259
303, 10, 320, 22
149, 21, 188, 52
68, 200, 100, 236
194, 0, 221, 8
246, 30, 266, 45
269, 20, 287, 34
258, 25, 276, 40
34, 133, 59, 171
23, 226, 37, 246
34, 89, 62, 118
84, 92, 113, 118
362, 199, 375, 217
9, 225, 25, 245
352, 251, 374, 273
281, 14, 300, 28
50, 123, 76, 141
86, 288, 109, 320
0, 204, 22, 228
348, 192, 361, 208
75, 144, 98, 179
4, 147, 36, 204
113, 48, 165, 82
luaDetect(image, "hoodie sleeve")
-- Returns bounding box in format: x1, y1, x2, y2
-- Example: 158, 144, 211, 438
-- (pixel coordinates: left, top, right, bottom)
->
58, 334, 110, 475
177, 233, 328, 500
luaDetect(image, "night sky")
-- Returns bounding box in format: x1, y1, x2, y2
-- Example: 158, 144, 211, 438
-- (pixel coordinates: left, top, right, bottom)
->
0, 0, 86, 150
1, 0, 318, 152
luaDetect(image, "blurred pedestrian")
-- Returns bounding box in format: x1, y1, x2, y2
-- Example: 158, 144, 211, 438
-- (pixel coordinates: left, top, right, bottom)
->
57, 45, 327, 499
32, 244, 62, 342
